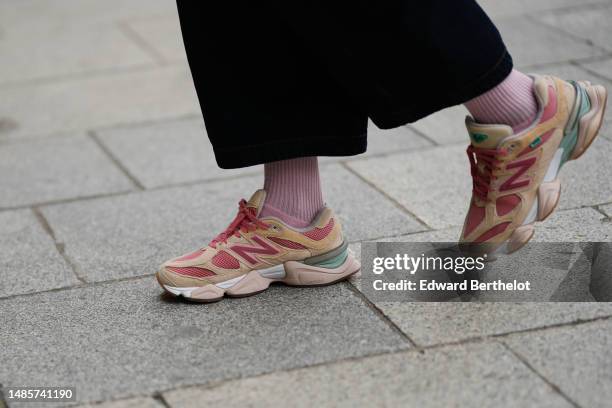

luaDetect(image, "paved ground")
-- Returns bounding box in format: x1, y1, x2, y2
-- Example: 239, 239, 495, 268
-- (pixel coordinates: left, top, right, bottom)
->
1, 1, 612, 407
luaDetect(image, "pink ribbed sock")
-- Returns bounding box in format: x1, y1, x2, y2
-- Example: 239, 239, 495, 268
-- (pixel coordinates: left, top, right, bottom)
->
464, 69, 538, 132
259, 157, 324, 228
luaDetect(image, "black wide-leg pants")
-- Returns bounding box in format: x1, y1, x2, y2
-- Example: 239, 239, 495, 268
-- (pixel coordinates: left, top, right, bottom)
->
176, 1, 512, 168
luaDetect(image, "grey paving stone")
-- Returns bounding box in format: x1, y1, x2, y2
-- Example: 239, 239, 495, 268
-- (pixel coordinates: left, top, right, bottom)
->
386, 227, 462, 243
539, 4, 612, 51
363, 121, 433, 155
537, 207, 612, 241
0, 135, 134, 208
579, 58, 612, 141
97, 118, 431, 189
76, 397, 162, 408
477, 0, 603, 18
556, 137, 612, 209
599, 203, 612, 217
0, 66, 200, 141
496, 16, 604, 67
599, 119, 611, 143
0, 278, 408, 406
321, 164, 426, 241
0, 0, 176, 26
125, 15, 187, 63
41, 177, 261, 282
41, 167, 418, 282
320, 121, 433, 165
163, 342, 570, 408
347, 144, 470, 229
530, 61, 600, 80
582, 57, 612, 82
409, 105, 468, 146
0, 18, 154, 85
0, 209, 78, 298
504, 319, 612, 408
376, 302, 612, 346
96, 118, 257, 189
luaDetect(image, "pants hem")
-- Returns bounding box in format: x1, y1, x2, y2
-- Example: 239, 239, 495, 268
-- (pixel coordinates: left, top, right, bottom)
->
370, 50, 514, 129
214, 134, 368, 169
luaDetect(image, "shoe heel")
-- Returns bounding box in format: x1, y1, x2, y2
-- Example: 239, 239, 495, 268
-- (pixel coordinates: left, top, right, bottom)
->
505, 224, 535, 254
570, 84, 607, 160
282, 252, 361, 287
537, 179, 561, 221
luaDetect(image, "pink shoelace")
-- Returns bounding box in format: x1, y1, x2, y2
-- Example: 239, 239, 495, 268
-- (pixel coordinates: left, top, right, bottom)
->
209, 199, 270, 248
467, 145, 506, 202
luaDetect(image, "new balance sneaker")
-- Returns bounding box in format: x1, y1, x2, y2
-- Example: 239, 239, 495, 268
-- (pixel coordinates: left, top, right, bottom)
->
156, 190, 360, 302
460, 75, 607, 254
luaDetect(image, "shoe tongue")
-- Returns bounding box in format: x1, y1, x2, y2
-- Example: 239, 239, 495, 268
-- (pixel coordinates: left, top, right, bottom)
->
246, 189, 267, 216
465, 117, 514, 149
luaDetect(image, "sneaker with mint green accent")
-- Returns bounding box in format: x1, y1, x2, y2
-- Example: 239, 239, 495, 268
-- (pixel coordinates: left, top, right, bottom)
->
460, 75, 607, 254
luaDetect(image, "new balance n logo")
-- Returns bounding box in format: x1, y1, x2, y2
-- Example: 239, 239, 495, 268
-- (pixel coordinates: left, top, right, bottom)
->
500, 157, 537, 192
230, 236, 279, 264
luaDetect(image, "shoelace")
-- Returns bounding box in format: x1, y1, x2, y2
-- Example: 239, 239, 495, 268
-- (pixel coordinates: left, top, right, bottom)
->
466, 145, 505, 202
209, 199, 270, 248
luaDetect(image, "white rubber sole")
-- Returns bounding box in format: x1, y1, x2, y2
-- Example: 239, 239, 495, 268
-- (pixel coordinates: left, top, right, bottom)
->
159, 253, 361, 303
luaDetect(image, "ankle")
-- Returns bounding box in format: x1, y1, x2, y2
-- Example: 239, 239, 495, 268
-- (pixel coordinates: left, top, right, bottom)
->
465, 69, 538, 133
259, 203, 314, 228
261, 157, 324, 228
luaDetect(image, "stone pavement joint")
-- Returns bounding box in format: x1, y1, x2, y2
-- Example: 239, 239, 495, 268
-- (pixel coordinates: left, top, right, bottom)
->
89, 130, 146, 191
161, 342, 572, 407
503, 318, 612, 407
2, 270, 610, 352
2, 1, 612, 406
499, 342, 582, 408
0, 278, 409, 404
117, 20, 168, 66
0, 384, 8, 408
87, 334, 590, 408
386, 313, 612, 353
344, 283, 419, 348
151, 393, 171, 408
0, 125, 435, 213
341, 162, 433, 230
0, 62, 168, 90
405, 123, 439, 146
528, 13, 606, 54
31, 207, 87, 283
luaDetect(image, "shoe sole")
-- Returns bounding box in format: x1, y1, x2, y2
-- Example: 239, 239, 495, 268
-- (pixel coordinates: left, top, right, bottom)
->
500, 82, 608, 254
157, 252, 361, 303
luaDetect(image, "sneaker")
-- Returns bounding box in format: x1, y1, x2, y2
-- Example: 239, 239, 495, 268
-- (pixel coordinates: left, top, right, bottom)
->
460, 75, 607, 254
156, 190, 360, 302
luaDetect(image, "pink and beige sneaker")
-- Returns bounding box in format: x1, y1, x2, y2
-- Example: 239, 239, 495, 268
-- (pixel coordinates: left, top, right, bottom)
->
460, 75, 607, 254
156, 190, 360, 302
